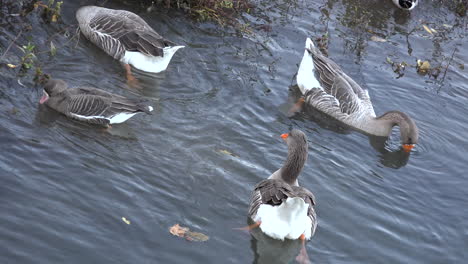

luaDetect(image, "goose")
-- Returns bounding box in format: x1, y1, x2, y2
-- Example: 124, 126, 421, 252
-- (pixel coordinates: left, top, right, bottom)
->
296, 38, 419, 152
39, 79, 153, 127
392, 0, 418, 10
245, 129, 317, 264
76, 6, 184, 80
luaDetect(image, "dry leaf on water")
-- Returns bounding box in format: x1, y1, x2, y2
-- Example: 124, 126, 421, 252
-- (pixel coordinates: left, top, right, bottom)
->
169, 224, 209, 242
7, 64, 17, 68
422, 25, 437, 35
417, 60, 431, 74
122, 217, 131, 225
217, 149, 239, 158
370, 36, 387, 42
186, 231, 209, 242
169, 224, 189, 237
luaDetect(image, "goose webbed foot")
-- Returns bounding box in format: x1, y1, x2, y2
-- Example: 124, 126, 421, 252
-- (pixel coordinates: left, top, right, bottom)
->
233, 221, 261, 233
295, 234, 311, 264
124, 64, 140, 87
287, 97, 305, 117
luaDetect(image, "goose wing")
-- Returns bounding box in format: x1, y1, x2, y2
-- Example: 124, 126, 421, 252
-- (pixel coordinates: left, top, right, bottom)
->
89, 9, 174, 58
310, 47, 374, 116
248, 179, 295, 218
67, 89, 151, 121
291, 186, 317, 234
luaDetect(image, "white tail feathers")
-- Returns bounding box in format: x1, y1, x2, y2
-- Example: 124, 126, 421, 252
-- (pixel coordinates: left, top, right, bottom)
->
254, 197, 312, 240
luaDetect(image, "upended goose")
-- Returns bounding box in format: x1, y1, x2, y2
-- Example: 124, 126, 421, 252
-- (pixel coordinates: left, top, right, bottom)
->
392, 0, 418, 10
296, 38, 419, 152
246, 129, 317, 264
39, 79, 153, 126
76, 6, 184, 80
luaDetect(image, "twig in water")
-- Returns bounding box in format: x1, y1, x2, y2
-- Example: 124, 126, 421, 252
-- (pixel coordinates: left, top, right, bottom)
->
437, 46, 457, 93
0, 30, 23, 62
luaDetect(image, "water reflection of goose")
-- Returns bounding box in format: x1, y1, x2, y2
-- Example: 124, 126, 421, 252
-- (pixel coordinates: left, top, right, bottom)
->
76, 6, 184, 80
295, 38, 418, 152
392, 0, 418, 10
246, 129, 317, 264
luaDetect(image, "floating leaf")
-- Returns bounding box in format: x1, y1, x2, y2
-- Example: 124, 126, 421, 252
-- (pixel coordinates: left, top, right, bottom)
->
169, 224, 189, 237
50, 42, 57, 56
122, 217, 131, 225
51, 14, 58, 22
370, 35, 387, 42
417, 60, 431, 74
443, 24, 452, 28
169, 224, 209, 242
186, 231, 209, 242
430, 28, 438, 34
7, 64, 17, 68
422, 25, 433, 35
217, 149, 238, 157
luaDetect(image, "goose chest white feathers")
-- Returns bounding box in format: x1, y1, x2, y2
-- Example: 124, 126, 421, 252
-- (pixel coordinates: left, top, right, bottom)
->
248, 129, 317, 241
297, 38, 419, 152
76, 6, 184, 73
39, 79, 153, 126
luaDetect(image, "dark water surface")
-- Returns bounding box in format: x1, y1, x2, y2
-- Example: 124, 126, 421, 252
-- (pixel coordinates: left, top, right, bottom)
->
1, 0, 467, 263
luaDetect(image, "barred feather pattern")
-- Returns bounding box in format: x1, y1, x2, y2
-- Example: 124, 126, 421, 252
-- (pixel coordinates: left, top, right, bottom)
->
77, 6, 174, 60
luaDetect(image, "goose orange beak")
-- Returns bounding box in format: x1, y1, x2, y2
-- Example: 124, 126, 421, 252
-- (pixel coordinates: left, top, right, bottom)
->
402, 144, 415, 152
281, 133, 289, 139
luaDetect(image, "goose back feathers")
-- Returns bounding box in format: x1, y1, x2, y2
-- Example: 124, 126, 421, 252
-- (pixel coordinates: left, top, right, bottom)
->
40, 79, 153, 126
76, 6, 184, 73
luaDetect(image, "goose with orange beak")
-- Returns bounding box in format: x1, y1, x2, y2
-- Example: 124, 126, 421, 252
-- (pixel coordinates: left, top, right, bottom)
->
295, 38, 419, 152
246, 129, 316, 264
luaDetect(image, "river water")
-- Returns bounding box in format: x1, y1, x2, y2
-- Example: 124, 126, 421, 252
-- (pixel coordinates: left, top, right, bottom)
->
0, 0, 467, 263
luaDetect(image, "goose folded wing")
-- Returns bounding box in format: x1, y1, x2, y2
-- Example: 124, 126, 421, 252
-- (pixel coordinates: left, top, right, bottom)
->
312, 51, 368, 115
248, 179, 295, 216
90, 14, 174, 58
67, 94, 111, 118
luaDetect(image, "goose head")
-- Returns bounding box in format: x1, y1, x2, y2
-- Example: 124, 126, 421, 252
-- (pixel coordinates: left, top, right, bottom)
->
280, 129, 309, 183
392, 0, 418, 10
40, 79, 68, 104
399, 114, 419, 152
377, 111, 419, 152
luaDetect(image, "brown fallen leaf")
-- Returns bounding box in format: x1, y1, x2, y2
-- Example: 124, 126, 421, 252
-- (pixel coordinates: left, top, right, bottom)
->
417, 60, 431, 74
186, 231, 209, 242
169, 224, 209, 242
169, 224, 189, 237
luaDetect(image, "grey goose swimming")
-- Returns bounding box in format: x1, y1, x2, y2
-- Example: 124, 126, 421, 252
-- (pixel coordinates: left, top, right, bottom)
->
76, 6, 184, 79
296, 38, 419, 152
245, 129, 316, 263
39, 79, 153, 126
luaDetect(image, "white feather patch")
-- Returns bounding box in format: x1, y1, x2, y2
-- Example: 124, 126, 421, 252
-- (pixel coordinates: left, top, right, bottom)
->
297, 38, 321, 94
253, 197, 312, 240
109, 112, 138, 124
148, 106, 153, 112
121, 46, 184, 73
